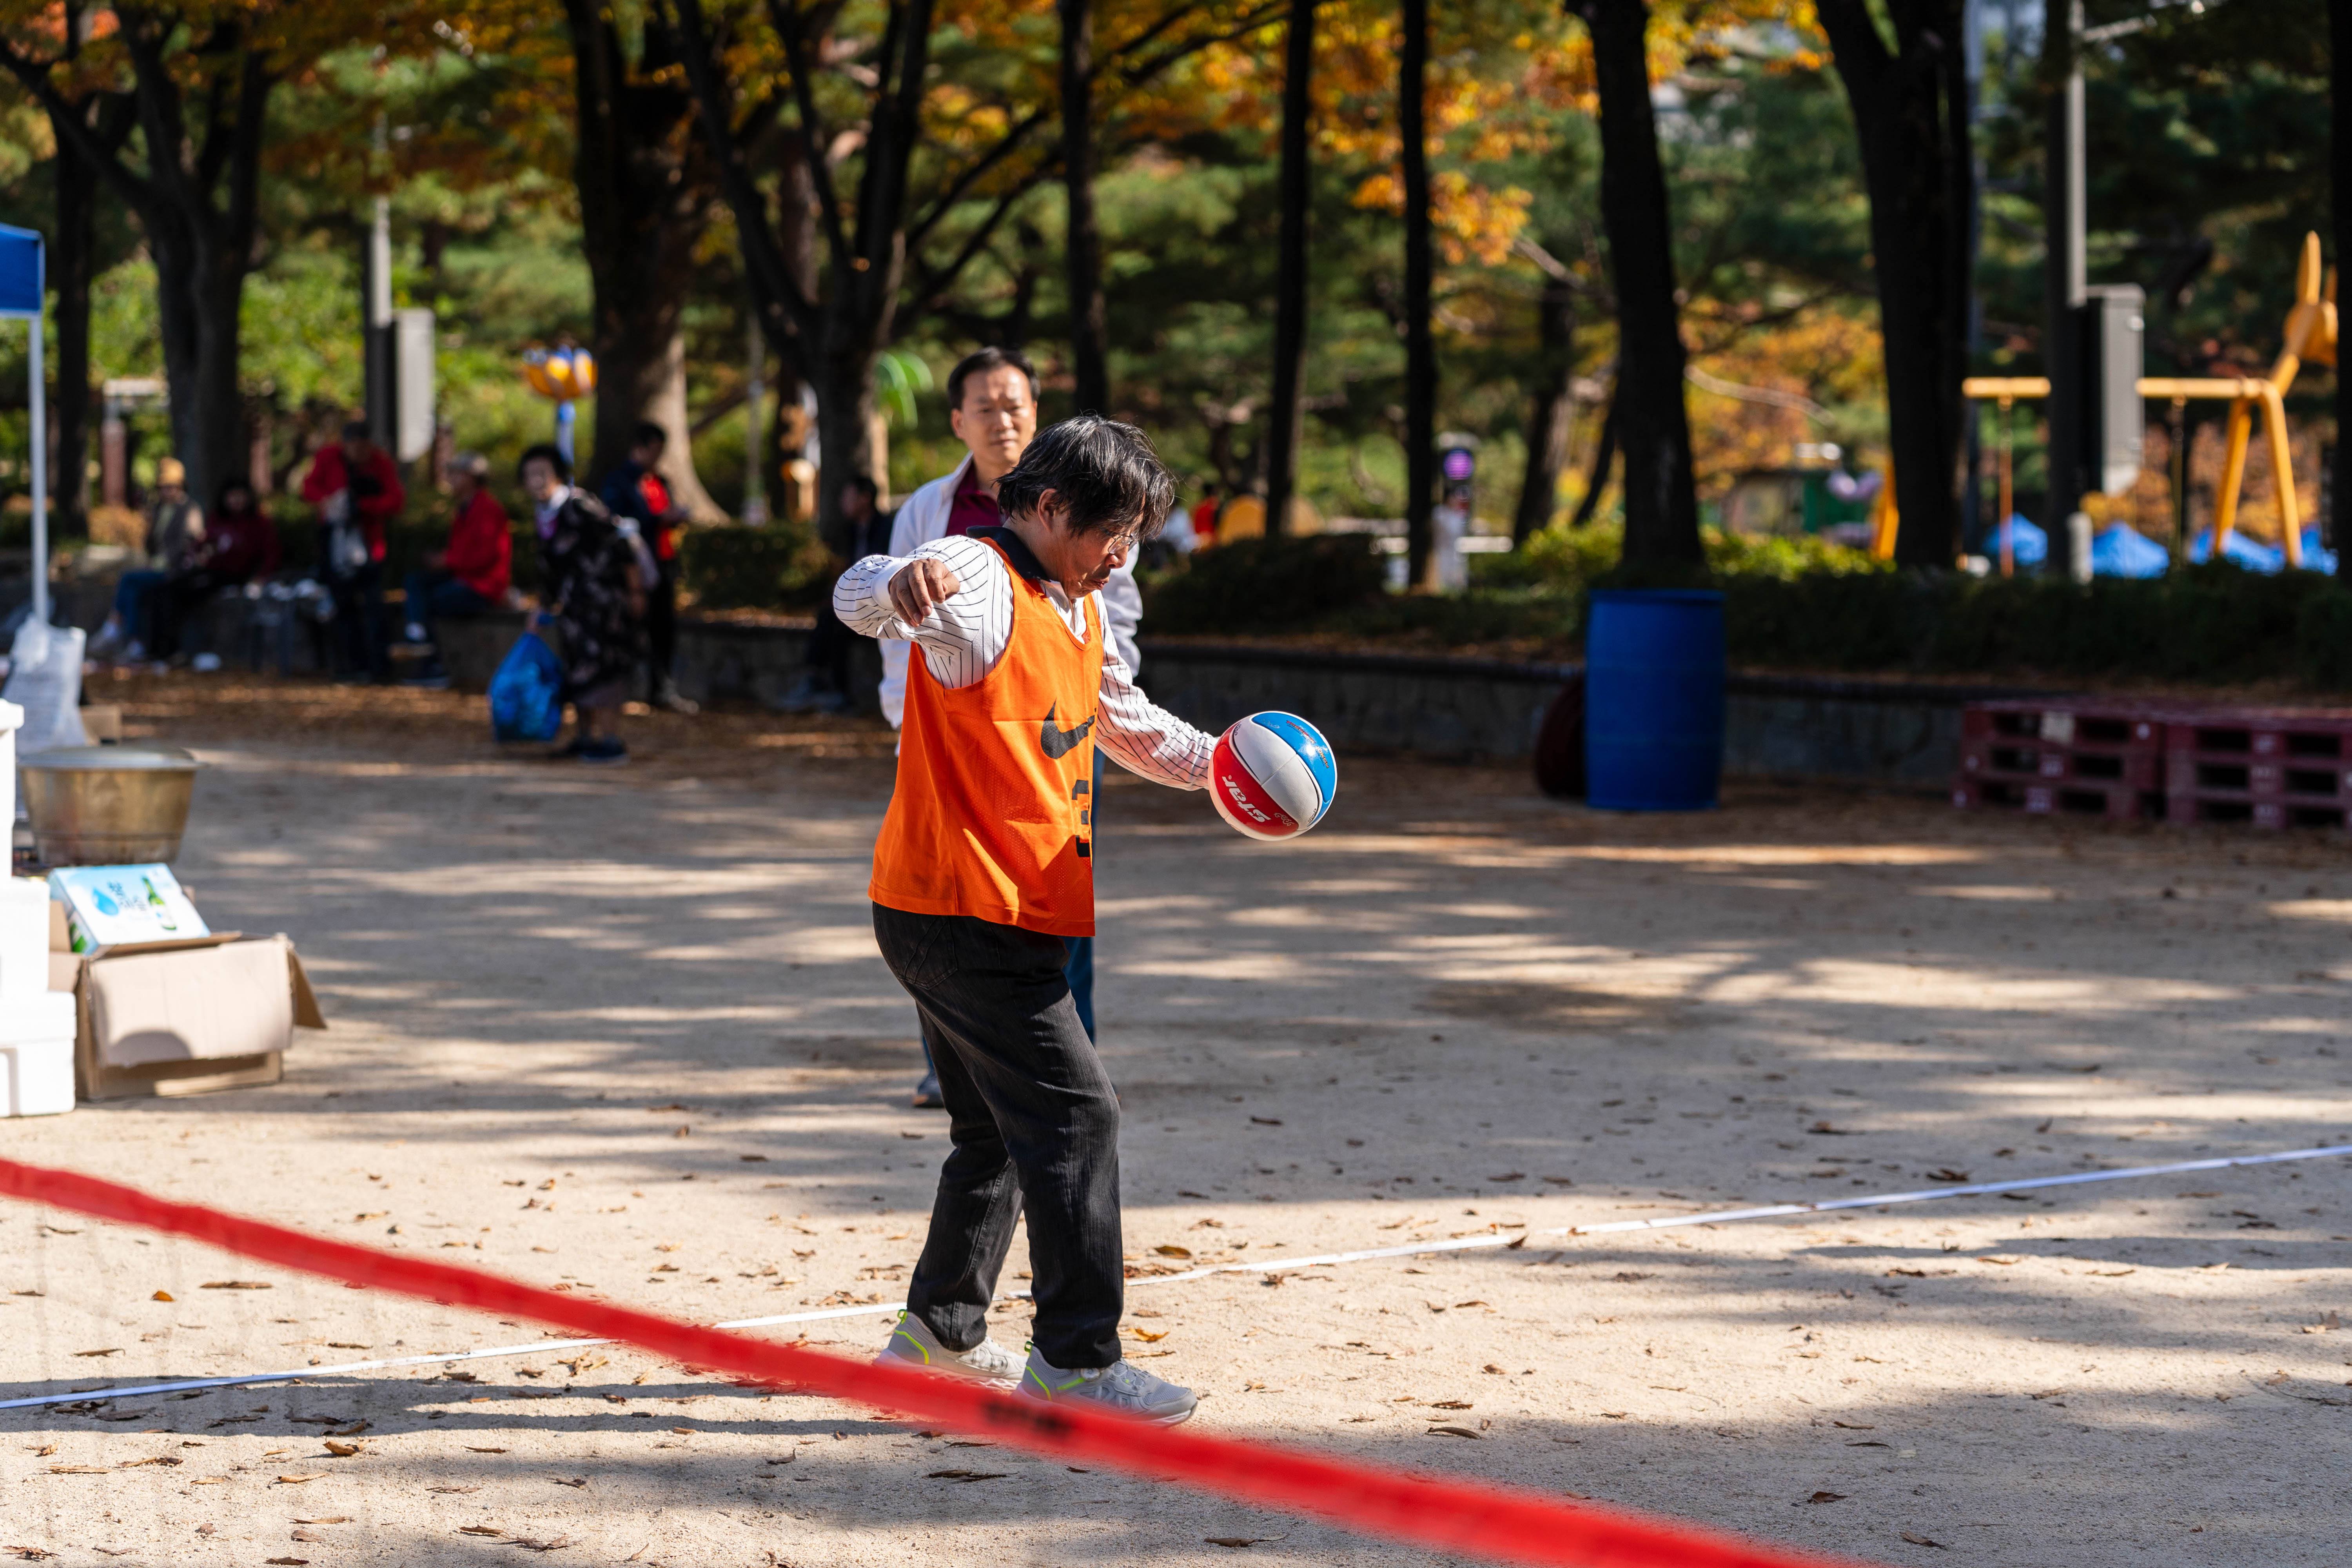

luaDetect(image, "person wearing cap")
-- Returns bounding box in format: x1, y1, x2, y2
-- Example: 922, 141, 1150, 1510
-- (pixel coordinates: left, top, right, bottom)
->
300, 419, 407, 682
89, 456, 201, 662
399, 451, 514, 688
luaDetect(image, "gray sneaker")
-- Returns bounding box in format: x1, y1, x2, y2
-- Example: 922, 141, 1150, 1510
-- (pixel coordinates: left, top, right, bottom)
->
1018, 1345, 1198, 1424
874, 1310, 1023, 1385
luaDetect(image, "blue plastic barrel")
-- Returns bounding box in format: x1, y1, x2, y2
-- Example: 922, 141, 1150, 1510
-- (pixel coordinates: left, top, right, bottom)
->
1583, 589, 1725, 811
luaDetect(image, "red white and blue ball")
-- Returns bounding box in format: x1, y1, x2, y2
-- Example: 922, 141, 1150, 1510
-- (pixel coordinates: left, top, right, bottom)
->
1210, 712, 1337, 841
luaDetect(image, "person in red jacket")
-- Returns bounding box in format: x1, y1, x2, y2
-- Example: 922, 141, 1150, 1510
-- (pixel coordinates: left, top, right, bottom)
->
399, 451, 512, 688
301, 419, 407, 682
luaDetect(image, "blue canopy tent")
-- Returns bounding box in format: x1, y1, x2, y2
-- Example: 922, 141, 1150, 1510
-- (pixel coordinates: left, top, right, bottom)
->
0, 224, 44, 626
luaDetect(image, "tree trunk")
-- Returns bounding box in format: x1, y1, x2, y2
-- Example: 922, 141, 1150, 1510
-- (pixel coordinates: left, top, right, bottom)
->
1514, 269, 1576, 543
1060, 0, 1109, 413
1818, 0, 1971, 567
48, 127, 95, 534
1263, 0, 1317, 538
1570, 383, 1618, 529
2332, 0, 2351, 572
1400, 0, 1436, 586
1573, 0, 1700, 568
566, 0, 726, 517
815, 345, 884, 555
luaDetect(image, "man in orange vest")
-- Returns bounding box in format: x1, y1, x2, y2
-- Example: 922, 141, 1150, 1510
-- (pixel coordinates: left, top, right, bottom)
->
834, 416, 1210, 1423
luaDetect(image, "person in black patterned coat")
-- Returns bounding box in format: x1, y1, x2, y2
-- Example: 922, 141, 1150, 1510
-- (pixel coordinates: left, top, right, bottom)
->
520, 443, 646, 765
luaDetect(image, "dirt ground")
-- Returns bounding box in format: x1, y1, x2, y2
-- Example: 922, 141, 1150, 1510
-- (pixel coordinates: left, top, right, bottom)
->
5, 670, 2352, 1568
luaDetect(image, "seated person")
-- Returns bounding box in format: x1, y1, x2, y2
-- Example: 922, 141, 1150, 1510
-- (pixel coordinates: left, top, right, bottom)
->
147, 478, 282, 662
400, 451, 513, 687
91, 456, 201, 661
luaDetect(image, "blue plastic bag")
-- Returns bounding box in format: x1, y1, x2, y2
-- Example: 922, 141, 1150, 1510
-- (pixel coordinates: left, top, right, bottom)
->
488, 628, 564, 743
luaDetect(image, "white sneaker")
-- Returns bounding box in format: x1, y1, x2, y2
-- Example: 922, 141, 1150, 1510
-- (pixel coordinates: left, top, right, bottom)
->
1018, 1345, 1198, 1424
873, 1310, 1023, 1385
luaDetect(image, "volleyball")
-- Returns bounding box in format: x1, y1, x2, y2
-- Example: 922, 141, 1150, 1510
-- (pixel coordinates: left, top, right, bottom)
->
1209, 712, 1336, 841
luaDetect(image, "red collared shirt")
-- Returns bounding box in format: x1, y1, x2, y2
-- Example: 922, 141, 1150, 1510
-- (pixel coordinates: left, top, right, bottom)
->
944, 461, 1001, 537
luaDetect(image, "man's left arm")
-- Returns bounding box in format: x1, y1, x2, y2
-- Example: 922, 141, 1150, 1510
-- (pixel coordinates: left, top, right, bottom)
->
1095, 636, 1213, 790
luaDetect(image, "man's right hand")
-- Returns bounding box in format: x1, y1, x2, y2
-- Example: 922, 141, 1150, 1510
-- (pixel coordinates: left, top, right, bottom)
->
886, 557, 961, 624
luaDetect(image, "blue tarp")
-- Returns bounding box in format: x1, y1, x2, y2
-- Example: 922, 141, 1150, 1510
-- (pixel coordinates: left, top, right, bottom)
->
2091, 521, 2171, 578
2185, 528, 2339, 573
0, 223, 40, 316
1991, 513, 2047, 568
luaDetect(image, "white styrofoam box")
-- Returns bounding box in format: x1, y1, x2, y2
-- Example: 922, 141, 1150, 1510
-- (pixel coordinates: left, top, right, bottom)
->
1, 989, 76, 1116
0, 877, 48, 1000
1, 694, 19, 829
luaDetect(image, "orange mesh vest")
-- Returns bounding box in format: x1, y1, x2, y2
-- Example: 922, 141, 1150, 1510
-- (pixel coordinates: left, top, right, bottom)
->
870, 538, 1103, 937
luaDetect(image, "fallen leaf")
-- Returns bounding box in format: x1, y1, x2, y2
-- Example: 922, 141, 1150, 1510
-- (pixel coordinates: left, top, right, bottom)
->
1431, 1400, 1474, 1410
276, 1473, 330, 1484
263, 1559, 308, 1566
293, 1518, 351, 1525
552, 1477, 587, 1488
1901, 1533, 1948, 1549
328, 1423, 370, 1437
466, 1446, 509, 1454
200, 1281, 272, 1290
7, 1548, 58, 1562
926, 1469, 1009, 1482
1927, 1169, 1969, 1182
72, 1349, 123, 1358
191, 1477, 230, 1485
25, 1445, 56, 1457
1833, 1421, 1874, 1430
671, 1428, 696, 1436
151, 1290, 174, 1302
1249, 1116, 1283, 1126
1806, 1492, 1847, 1504
427, 1486, 480, 1494
291, 1531, 326, 1543
323, 1441, 363, 1457
499, 1537, 574, 1552
1153, 1245, 1193, 1259
1205, 1538, 1285, 1549
1425, 1425, 1481, 1439
1976, 1255, 2022, 1266
460, 1526, 506, 1537
2089, 1269, 2136, 1278
739, 1154, 768, 1162
46, 1465, 112, 1474
116, 1456, 181, 1468
1131, 1328, 1170, 1342
1613, 1272, 1652, 1283
443, 1371, 481, 1384
1486, 1172, 1526, 1183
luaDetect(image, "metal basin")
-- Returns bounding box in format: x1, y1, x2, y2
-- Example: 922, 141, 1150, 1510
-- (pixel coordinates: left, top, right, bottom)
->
20, 746, 201, 866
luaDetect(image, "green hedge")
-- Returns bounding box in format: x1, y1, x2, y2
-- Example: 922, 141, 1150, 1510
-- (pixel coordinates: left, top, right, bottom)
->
677, 521, 832, 611
1142, 533, 1387, 633
1140, 520, 2352, 691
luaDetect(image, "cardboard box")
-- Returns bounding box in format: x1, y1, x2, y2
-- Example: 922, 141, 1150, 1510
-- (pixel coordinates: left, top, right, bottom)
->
50, 865, 210, 952
52, 929, 327, 1102
0, 877, 48, 1000
1, 989, 76, 1116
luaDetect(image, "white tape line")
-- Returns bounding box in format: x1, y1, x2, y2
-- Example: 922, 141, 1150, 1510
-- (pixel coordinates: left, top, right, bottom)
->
6, 1141, 2347, 1413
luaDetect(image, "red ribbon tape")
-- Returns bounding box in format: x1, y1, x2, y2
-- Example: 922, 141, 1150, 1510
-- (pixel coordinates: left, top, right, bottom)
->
0, 1158, 1871, 1568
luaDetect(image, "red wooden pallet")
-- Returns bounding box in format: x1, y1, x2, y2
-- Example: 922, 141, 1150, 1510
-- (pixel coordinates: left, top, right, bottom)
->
1952, 776, 2163, 820
2161, 707, 2352, 828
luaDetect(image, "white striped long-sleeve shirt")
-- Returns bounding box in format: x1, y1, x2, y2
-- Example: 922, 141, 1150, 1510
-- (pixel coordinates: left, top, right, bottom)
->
833, 532, 1215, 791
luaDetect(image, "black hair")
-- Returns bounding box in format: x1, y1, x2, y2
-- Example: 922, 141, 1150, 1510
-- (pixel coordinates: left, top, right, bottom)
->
839, 472, 878, 500
517, 442, 572, 483
341, 418, 371, 442
214, 476, 256, 512
946, 345, 1038, 410
630, 420, 669, 451
993, 416, 1174, 541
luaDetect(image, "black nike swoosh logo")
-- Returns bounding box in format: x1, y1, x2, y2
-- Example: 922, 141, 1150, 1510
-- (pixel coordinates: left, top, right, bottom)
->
1040, 703, 1095, 760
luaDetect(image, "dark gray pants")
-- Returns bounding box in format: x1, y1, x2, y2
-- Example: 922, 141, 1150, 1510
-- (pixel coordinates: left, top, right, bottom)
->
872, 903, 1123, 1369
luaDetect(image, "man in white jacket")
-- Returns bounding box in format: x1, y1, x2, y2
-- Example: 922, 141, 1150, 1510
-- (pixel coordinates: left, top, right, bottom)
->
882, 348, 1143, 1107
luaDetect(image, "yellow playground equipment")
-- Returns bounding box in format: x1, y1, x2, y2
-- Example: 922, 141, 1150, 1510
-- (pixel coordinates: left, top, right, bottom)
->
1961, 230, 2338, 570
